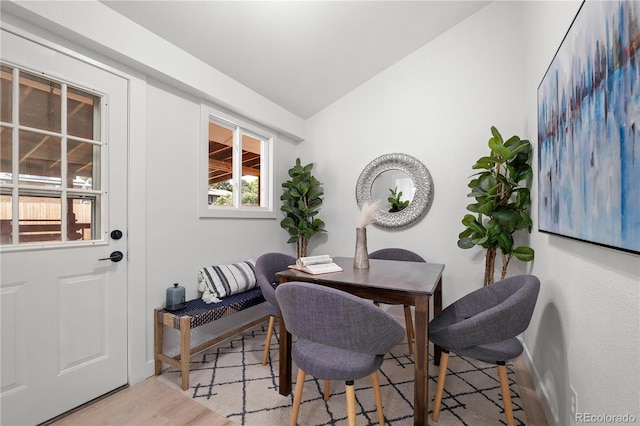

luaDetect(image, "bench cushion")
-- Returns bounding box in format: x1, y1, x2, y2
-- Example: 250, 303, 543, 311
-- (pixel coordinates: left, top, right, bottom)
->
158, 287, 266, 329
198, 260, 257, 303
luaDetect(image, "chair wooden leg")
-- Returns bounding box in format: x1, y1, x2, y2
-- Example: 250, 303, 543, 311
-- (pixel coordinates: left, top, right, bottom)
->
262, 316, 275, 366
291, 369, 306, 426
403, 305, 414, 355
324, 380, 331, 401
345, 381, 357, 426
371, 372, 385, 425
498, 364, 515, 426
404, 305, 414, 340
432, 351, 449, 422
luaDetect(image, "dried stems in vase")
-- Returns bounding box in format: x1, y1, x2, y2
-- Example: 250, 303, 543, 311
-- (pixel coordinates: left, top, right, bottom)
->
357, 201, 379, 228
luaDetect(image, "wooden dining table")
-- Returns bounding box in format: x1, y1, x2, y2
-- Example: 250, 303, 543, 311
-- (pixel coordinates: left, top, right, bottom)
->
276, 256, 444, 426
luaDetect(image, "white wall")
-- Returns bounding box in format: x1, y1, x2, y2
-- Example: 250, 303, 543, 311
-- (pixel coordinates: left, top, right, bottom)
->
144, 80, 298, 354
302, 1, 528, 307
302, 1, 639, 425
521, 2, 640, 425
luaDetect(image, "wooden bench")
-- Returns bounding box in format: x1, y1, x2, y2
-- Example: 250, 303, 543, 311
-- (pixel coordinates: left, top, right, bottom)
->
154, 287, 269, 390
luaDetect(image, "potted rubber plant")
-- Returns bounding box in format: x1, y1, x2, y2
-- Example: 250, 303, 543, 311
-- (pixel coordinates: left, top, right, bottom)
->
280, 158, 325, 258
457, 126, 535, 286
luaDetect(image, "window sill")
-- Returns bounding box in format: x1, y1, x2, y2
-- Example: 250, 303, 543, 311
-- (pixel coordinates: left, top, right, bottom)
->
199, 206, 278, 219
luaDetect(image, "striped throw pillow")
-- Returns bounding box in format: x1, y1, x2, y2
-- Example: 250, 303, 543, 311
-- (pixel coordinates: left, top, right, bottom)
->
198, 260, 257, 303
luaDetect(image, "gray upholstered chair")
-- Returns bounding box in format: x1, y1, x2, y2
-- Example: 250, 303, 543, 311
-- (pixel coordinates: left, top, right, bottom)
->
255, 252, 296, 366
369, 248, 426, 355
429, 275, 540, 426
276, 282, 405, 426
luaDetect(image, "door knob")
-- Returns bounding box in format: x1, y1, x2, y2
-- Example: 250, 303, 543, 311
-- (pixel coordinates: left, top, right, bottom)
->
98, 251, 124, 262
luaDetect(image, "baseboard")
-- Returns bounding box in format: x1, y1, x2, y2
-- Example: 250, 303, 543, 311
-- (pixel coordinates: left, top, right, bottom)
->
522, 343, 559, 426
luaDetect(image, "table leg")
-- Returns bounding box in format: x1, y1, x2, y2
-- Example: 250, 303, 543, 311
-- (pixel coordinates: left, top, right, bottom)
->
414, 295, 429, 426
278, 310, 292, 395
434, 276, 443, 366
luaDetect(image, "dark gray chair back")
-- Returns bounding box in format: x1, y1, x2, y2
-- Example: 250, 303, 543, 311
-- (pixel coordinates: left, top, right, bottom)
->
255, 253, 296, 314
369, 248, 426, 263
429, 274, 540, 351
276, 282, 404, 355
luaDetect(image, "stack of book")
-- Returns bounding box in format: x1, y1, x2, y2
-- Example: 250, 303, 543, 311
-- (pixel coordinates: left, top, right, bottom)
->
288, 255, 343, 275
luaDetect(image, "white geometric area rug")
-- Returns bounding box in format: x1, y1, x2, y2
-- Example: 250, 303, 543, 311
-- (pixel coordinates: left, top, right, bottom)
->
156, 323, 529, 425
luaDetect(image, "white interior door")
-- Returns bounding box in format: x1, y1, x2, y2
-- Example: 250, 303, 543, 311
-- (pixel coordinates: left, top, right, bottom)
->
1, 30, 128, 425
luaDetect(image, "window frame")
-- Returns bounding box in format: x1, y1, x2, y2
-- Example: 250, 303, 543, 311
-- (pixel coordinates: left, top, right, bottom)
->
199, 103, 277, 219
0, 63, 108, 250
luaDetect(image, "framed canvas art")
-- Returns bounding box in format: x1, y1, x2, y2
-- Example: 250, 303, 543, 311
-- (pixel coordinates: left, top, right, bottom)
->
538, 0, 640, 254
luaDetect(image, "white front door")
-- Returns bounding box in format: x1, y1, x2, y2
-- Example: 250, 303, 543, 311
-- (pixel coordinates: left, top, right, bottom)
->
1, 30, 128, 425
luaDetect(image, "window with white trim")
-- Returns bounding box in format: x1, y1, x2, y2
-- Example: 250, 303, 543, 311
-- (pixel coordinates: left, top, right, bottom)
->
200, 104, 276, 218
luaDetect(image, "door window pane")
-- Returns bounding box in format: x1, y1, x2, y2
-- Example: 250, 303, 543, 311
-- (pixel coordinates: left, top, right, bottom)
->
69, 194, 97, 241
19, 130, 61, 187
18, 193, 61, 244
19, 72, 61, 133
1, 126, 12, 178
0, 193, 11, 244
68, 140, 99, 190
68, 87, 99, 140
1, 65, 13, 123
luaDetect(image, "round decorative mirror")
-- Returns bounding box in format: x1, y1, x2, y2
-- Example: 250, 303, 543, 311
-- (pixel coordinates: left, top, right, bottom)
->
356, 153, 434, 229
371, 170, 414, 212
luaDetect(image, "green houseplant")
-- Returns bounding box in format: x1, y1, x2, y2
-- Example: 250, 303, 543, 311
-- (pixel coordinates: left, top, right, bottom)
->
458, 126, 535, 286
388, 187, 409, 212
280, 158, 325, 258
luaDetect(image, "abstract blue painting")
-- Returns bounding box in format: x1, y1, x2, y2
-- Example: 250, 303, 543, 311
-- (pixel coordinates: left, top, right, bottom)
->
538, 0, 640, 254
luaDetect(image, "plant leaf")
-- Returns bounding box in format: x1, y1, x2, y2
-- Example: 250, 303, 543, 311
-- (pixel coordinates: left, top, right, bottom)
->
513, 246, 535, 261
458, 237, 476, 249
496, 231, 513, 252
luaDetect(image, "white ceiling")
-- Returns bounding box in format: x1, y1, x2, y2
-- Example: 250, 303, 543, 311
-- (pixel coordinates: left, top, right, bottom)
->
101, 1, 490, 119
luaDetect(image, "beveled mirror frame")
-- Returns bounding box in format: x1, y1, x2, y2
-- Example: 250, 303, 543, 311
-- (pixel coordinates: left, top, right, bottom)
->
356, 153, 434, 229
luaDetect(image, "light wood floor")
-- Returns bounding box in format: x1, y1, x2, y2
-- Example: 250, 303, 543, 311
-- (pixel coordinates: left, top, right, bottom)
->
48, 355, 547, 426
47, 377, 233, 426
512, 355, 549, 426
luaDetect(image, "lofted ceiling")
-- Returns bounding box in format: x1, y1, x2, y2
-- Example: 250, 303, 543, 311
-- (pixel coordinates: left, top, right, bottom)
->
100, 1, 490, 119
1, 1, 492, 194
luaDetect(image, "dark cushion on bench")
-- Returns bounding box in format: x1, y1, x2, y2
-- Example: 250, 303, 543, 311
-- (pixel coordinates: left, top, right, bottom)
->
157, 287, 265, 329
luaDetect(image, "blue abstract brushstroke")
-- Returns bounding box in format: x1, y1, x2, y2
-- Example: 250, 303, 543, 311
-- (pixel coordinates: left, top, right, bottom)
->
538, 0, 640, 253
